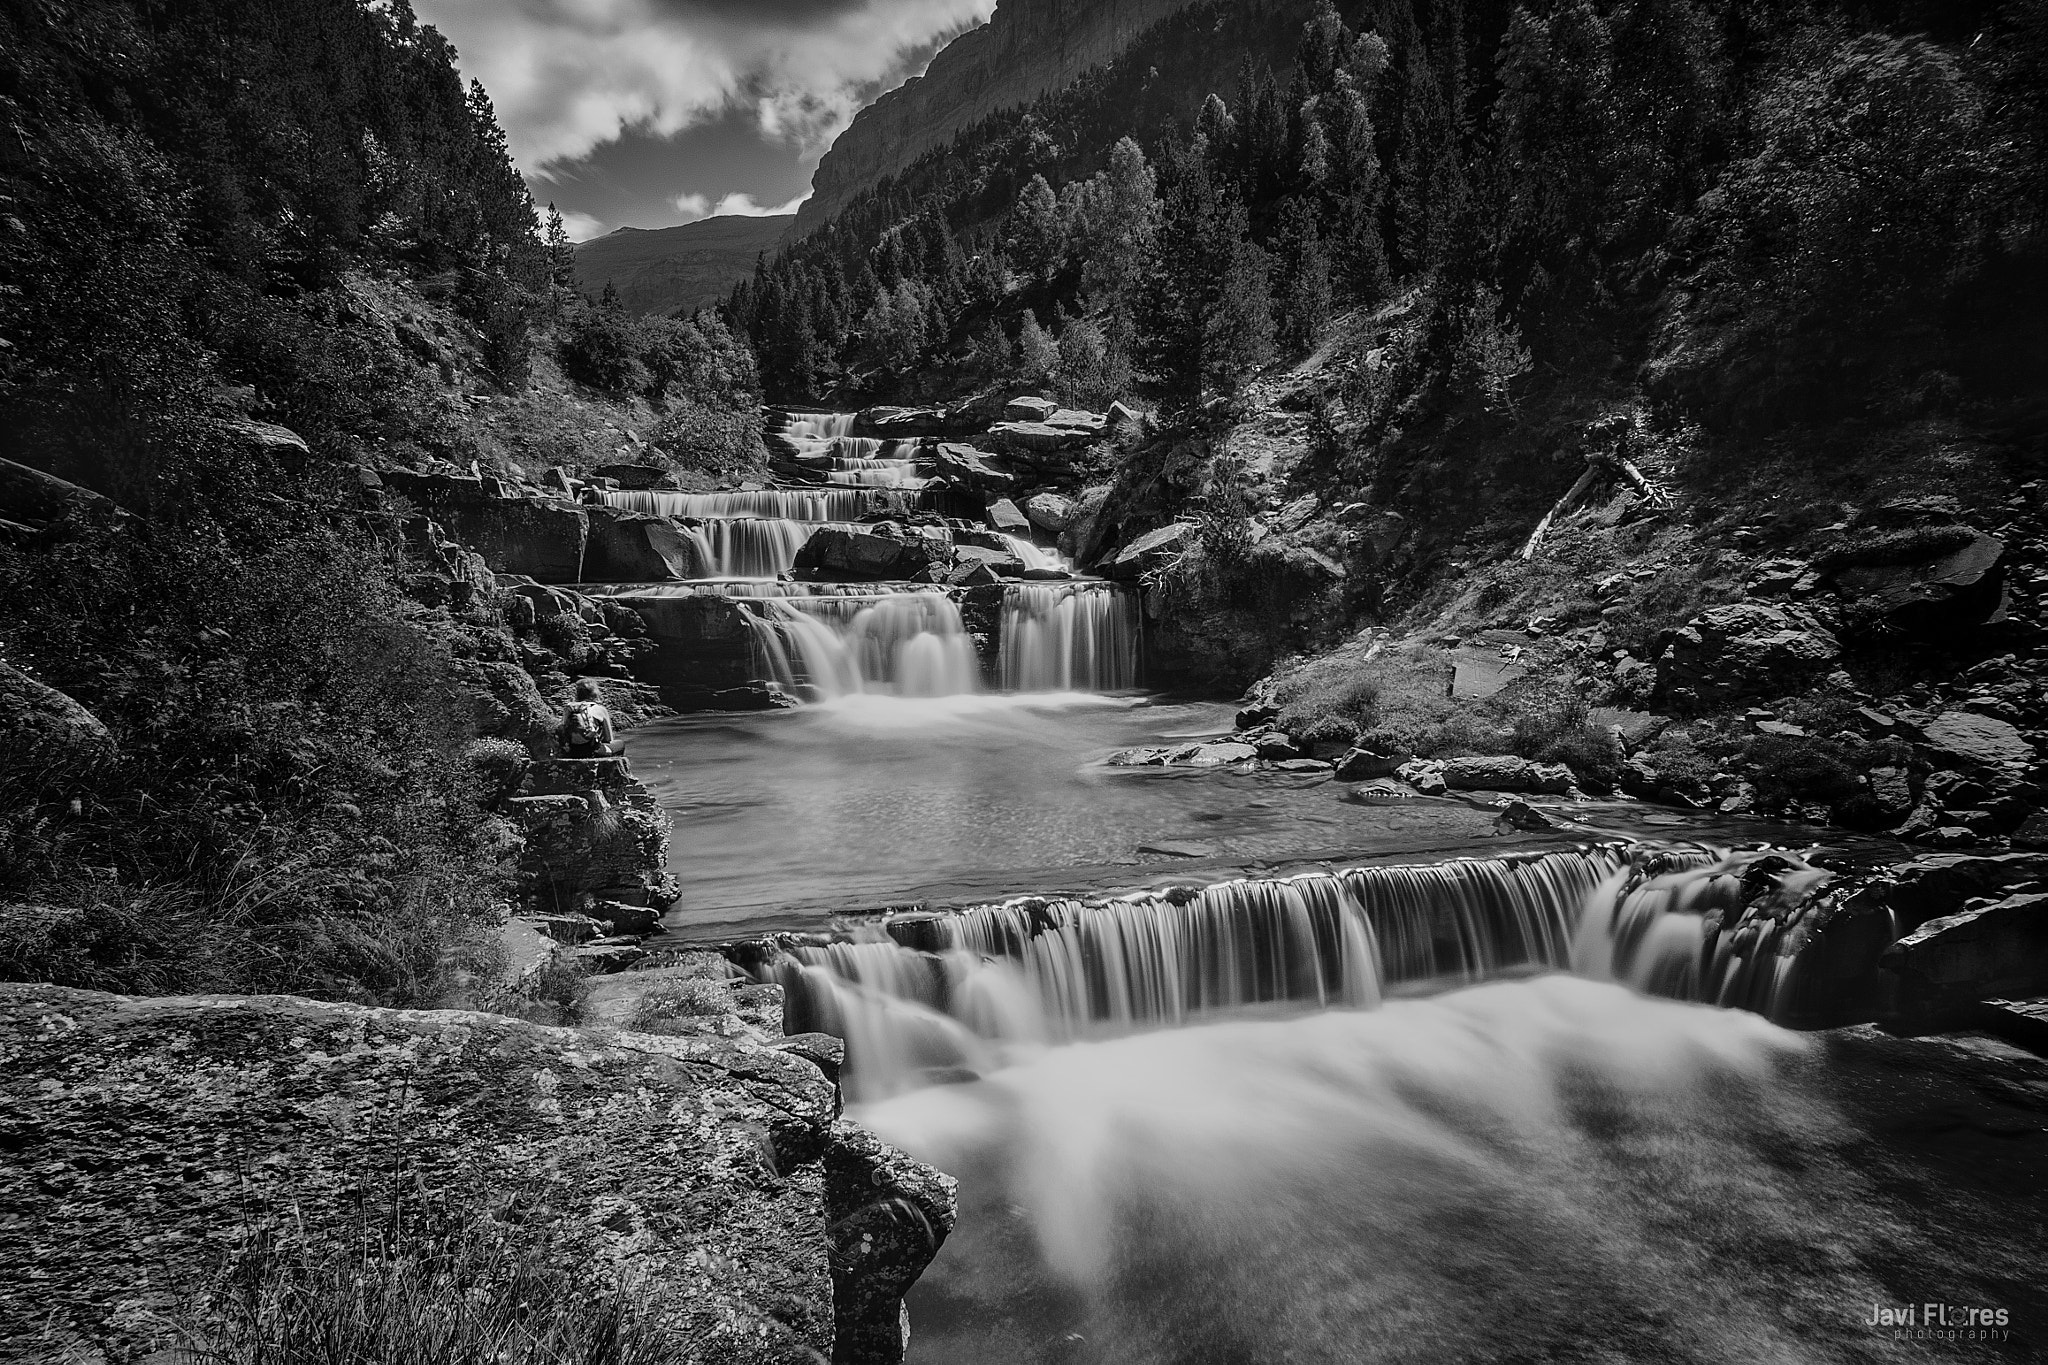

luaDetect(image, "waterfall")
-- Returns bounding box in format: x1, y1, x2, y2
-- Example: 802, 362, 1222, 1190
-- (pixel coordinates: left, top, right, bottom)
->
998, 583, 1140, 692
998, 535, 1070, 573
780, 848, 1626, 1099
1569, 846, 1835, 1019
605, 489, 886, 521
745, 592, 981, 700
781, 412, 856, 442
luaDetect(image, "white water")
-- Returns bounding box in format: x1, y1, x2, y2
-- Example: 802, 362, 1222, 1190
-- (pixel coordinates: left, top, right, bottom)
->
998, 582, 1140, 692
746, 592, 982, 699
783, 847, 1628, 1100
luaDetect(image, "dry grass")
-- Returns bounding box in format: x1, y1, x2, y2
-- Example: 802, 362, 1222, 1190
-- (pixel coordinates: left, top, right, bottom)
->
177, 1213, 694, 1365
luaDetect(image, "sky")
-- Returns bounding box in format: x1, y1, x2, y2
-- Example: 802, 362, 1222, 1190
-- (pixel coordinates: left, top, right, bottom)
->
413, 0, 997, 240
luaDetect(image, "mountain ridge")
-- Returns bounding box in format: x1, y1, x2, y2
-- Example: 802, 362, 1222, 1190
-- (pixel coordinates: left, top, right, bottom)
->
796, 0, 1206, 235
574, 213, 793, 315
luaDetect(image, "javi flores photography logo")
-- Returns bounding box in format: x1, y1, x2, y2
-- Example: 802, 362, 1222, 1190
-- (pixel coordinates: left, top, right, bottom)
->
1866, 1300, 2014, 1344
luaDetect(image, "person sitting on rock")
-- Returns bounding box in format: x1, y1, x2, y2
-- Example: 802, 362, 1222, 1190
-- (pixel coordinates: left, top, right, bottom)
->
558, 679, 619, 758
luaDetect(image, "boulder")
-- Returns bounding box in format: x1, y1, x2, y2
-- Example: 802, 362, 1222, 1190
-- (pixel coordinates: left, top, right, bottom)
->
1108, 400, 1143, 429
1059, 485, 1117, 566
603, 593, 761, 700
794, 526, 955, 581
582, 506, 706, 582
0, 457, 128, 529
1253, 732, 1300, 761
857, 405, 948, 437
1104, 522, 1196, 580
986, 498, 1033, 536
1396, 759, 1449, 796
984, 421, 1093, 457
587, 462, 675, 490
1450, 644, 1526, 701
1022, 491, 1079, 532
1334, 743, 1408, 781
1654, 603, 1840, 707
442, 500, 589, 584
1002, 395, 1058, 423
953, 543, 1027, 576
932, 443, 1015, 492
1882, 893, 2048, 1027
1831, 530, 2007, 636
0, 983, 955, 1364
1047, 407, 1107, 433
1440, 755, 1573, 793
1920, 709, 2036, 776
0, 661, 115, 766
1179, 741, 1258, 765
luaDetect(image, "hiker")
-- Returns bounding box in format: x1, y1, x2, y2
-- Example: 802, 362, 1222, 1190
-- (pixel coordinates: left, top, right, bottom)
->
558, 679, 619, 758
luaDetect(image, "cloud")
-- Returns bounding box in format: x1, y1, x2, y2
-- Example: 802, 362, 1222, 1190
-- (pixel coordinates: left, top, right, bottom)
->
673, 190, 812, 221
560, 210, 610, 241
532, 203, 611, 240
417, 0, 995, 173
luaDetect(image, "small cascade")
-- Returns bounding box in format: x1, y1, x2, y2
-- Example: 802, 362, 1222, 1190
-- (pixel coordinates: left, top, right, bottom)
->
998, 535, 1070, 574
779, 848, 1626, 1099
1570, 846, 1836, 1018
998, 582, 1141, 692
745, 592, 981, 700
605, 489, 887, 521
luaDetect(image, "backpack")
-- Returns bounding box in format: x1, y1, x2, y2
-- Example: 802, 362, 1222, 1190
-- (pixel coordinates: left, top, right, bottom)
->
562, 701, 602, 751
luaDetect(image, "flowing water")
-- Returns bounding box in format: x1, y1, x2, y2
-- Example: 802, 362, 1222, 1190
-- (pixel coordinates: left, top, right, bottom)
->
620, 411, 2045, 1362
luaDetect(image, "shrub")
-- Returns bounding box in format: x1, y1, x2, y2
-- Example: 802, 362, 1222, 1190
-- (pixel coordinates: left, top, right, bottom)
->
626, 976, 735, 1035
463, 738, 530, 807
556, 305, 642, 394
490, 954, 592, 1027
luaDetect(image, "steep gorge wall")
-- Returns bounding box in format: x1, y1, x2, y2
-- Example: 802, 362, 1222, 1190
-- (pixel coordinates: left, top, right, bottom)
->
796, 0, 1205, 234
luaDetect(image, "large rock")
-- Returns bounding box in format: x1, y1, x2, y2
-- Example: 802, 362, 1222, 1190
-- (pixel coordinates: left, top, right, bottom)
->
604, 592, 761, 700
0, 457, 128, 529
932, 443, 1015, 492
1002, 395, 1058, 423
1654, 603, 1840, 706
1882, 893, 2048, 1026
1104, 522, 1196, 579
794, 526, 954, 581
984, 421, 1094, 458
1441, 755, 1573, 794
0, 661, 115, 767
587, 462, 676, 490
1022, 491, 1079, 532
857, 405, 948, 437
1059, 484, 1117, 565
1920, 709, 2036, 776
0, 983, 955, 1365
1830, 530, 2008, 636
583, 506, 705, 582
986, 498, 1034, 535
384, 470, 590, 583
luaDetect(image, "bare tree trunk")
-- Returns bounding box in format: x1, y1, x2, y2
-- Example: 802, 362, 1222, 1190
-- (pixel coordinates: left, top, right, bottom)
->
1519, 465, 1600, 560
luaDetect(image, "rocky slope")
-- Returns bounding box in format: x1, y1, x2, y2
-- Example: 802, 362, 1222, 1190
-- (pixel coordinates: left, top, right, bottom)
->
796, 0, 1204, 233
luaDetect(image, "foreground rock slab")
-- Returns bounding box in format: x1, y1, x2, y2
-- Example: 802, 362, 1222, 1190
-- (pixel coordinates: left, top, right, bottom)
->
0, 985, 954, 1365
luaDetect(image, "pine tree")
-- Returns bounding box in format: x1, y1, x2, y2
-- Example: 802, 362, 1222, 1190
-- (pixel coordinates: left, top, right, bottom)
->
972, 317, 1016, 380
1007, 174, 1064, 284
1015, 310, 1058, 386
1275, 198, 1332, 352
544, 203, 575, 290
1206, 219, 1275, 392
598, 279, 622, 310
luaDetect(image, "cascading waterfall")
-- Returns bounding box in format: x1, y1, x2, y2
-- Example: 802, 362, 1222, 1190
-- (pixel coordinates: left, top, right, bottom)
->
746, 592, 981, 700
1569, 845, 1835, 1018
605, 489, 887, 521
780, 847, 1629, 1099
998, 582, 1140, 692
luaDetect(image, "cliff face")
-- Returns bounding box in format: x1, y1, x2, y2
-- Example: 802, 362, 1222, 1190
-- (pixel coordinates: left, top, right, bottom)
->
796, 0, 1205, 234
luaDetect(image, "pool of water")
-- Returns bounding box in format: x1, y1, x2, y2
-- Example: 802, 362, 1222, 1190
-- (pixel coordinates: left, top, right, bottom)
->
627, 694, 1869, 939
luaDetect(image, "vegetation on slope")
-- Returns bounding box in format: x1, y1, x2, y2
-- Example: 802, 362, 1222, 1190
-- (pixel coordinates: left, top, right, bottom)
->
0, 0, 754, 1001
